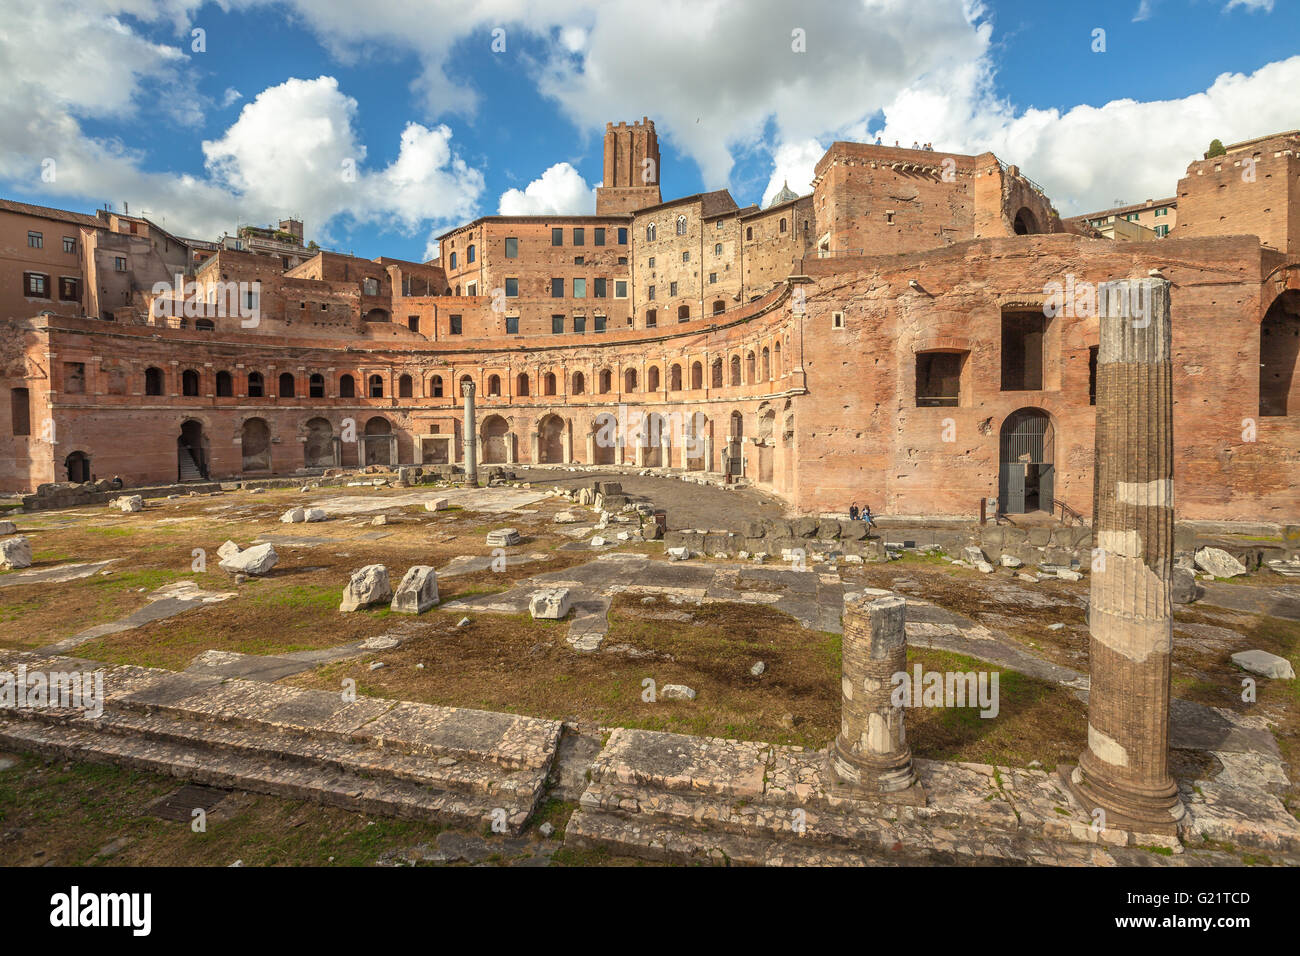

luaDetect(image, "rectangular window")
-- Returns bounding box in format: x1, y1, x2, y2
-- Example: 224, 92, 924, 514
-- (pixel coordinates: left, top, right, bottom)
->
551, 227, 563, 246
574, 256, 584, 265
114, 257, 126, 272
617, 227, 627, 244
617, 256, 627, 266
714, 243, 722, 255
449, 314, 462, 335
645, 309, 657, 328
915, 352, 963, 407
1000, 310, 1046, 391
465, 282, 477, 296
573, 315, 586, 333
614, 280, 628, 298
551, 277, 564, 298
573, 228, 585, 246
594, 227, 605, 246
27, 231, 42, 248
63, 361, 86, 394
593, 315, 607, 333
1154, 207, 1167, 217
10, 387, 30, 436
63, 236, 76, 254
708, 273, 717, 284
682, 251, 690, 262
648, 285, 655, 301
505, 236, 519, 257
1088, 346, 1098, 406
506, 316, 519, 334
407, 315, 420, 332
832, 310, 845, 330
59, 276, 80, 301
1155, 224, 1169, 237
669, 281, 678, 297
573, 278, 587, 298
594, 278, 607, 298
552, 315, 565, 334
647, 256, 655, 269
505, 277, 519, 297
23, 272, 48, 297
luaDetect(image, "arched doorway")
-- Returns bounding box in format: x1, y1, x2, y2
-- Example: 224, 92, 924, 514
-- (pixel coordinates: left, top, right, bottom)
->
641, 413, 668, 468
179, 419, 208, 480
1013, 207, 1038, 236
998, 408, 1054, 514
537, 414, 565, 464
592, 413, 617, 465
364, 417, 393, 465
304, 417, 334, 468
65, 450, 91, 483
1259, 288, 1300, 417
726, 411, 744, 476
482, 415, 510, 464
241, 418, 271, 472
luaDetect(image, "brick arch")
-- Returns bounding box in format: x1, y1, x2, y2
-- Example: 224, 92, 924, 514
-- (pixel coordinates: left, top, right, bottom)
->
909, 332, 973, 354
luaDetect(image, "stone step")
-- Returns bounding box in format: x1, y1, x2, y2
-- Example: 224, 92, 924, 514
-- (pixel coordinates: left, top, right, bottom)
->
0, 718, 536, 833
7, 706, 546, 805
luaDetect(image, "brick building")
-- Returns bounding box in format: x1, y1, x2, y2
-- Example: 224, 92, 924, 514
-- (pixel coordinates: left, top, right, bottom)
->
2, 123, 1297, 524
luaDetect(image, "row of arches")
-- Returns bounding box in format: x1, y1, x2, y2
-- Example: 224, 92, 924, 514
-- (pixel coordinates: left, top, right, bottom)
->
146, 367, 419, 400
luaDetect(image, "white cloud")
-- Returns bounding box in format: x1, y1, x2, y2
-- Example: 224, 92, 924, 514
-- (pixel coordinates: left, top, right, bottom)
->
760, 139, 823, 207
1224, 0, 1273, 12
221, 87, 243, 107
498, 162, 595, 215
1133, 0, 1154, 22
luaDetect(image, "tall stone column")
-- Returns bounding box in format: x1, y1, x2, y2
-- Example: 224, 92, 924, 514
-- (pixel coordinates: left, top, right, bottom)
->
1067, 277, 1184, 835
462, 380, 478, 486
828, 593, 924, 803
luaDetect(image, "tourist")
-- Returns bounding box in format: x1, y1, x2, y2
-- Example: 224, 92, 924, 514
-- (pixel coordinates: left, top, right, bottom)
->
861, 505, 877, 529
849, 502, 860, 520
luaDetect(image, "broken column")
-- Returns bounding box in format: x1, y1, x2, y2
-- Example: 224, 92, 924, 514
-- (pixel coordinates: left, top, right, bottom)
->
462, 379, 478, 486
1068, 276, 1184, 835
828, 593, 924, 802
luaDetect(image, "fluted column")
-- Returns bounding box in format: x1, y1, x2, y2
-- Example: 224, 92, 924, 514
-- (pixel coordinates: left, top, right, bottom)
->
1068, 276, 1184, 835
462, 380, 478, 485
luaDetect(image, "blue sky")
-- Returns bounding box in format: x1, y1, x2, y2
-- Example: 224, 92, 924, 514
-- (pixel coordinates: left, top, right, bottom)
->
1, 0, 1295, 263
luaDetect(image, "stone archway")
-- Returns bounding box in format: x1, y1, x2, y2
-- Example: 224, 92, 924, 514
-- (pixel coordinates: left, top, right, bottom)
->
178, 419, 209, 480
998, 408, 1054, 514
591, 413, 617, 465
1013, 207, 1039, 236
537, 414, 565, 464
1259, 288, 1300, 417
65, 450, 91, 483
364, 416, 393, 466
304, 417, 334, 468
482, 414, 511, 464
240, 418, 271, 472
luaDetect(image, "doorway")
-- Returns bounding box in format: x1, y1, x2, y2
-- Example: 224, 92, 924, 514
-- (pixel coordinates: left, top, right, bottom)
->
998, 408, 1053, 514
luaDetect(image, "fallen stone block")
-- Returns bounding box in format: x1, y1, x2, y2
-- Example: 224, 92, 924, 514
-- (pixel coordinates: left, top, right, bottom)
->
0, 536, 32, 570
666, 546, 690, 561
114, 495, 144, 513
999, 554, 1022, 568
424, 498, 449, 512
218, 542, 278, 575
391, 566, 438, 614
528, 587, 572, 620
217, 540, 241, 560
554, 511, 580, 523
1172, 567, 1198, 604
0, 520, 16, 535
304, 508, 327, 522
661, 684, 696, 701
340, 564, 392, 612
1195, 547, 1248, 579
1230, 650, 1295, 680
486, 528, 521, 547
280, 507, 305, 524
964, 545, 988, 564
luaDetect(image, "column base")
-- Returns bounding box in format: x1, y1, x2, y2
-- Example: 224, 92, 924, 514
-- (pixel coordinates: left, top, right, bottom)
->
826, 743, 927, 806
1060, 763, 1186, 837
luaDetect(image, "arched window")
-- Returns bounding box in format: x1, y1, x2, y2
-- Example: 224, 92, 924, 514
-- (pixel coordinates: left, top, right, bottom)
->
145, 366, 164, 396
646, 223, 656, 242
669, 365, 682, 391
762, 347, 771, 380
599, 369, 612, 394
711, 358, 723, 388
431, 375, 444, 398
181, 369, 199, 396
678, 305, 690, 321
746, 351, 756, 383
398, 374, 413, 398
309, 373, 325, 398
516, 373, 530, 397
773, 342, 782, 377
368, 374, 384, 398
691, 361, 703, 390
215, 370, 233, 397
730, 356, 741, 386
745, 226, 753, 241
339, 374, 356, 398
676, 215, 687, 236
647, 366, 660, 391
459, 374, 474, 396
624, 368, 637, 392
543, 372, 557, 396
450, 251, 458, 269
467, 244, 476, 263
247, 371, 264, 397
779, 218, 787, 233
488, 374, 501, 397
279, 372, 295, 398
572, 371, 585, 395
195, 318, 214, 331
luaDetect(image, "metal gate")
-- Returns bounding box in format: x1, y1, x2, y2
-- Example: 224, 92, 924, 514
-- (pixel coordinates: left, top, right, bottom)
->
998, 409, 1053, 514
